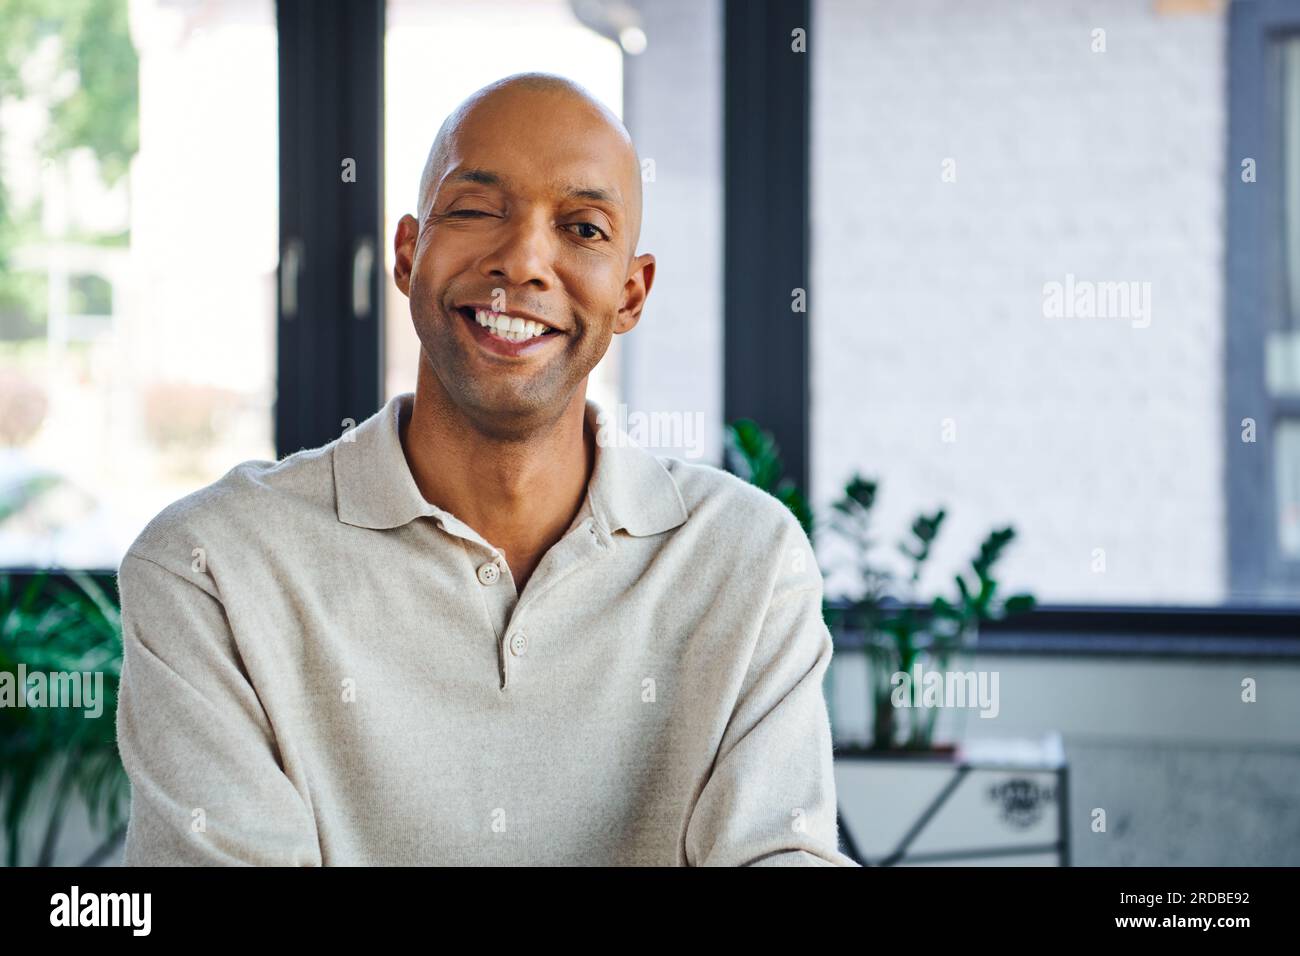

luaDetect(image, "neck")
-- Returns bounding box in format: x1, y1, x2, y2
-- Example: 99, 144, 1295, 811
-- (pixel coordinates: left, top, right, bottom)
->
399, 352, 594, 590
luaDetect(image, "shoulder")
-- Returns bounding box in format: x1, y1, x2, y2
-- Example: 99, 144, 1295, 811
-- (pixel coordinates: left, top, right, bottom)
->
657, 456, 820, 592
120, 442, 338, 583
659, 456, 801, 532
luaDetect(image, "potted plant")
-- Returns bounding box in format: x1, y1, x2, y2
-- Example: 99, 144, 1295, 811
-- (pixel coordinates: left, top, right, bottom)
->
824, 475, 1035, 751
725, 420, 1035, 754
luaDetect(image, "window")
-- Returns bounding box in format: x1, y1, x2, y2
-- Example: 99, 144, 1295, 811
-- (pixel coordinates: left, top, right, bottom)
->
0, 0, 278, 570
812, 0, 1255, 606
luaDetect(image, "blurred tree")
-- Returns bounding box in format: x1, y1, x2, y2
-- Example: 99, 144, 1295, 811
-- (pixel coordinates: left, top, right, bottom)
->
41, 0, 140, 186
0, 0, 138, 340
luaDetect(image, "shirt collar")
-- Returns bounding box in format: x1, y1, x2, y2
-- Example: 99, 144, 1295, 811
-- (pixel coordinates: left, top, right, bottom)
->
333, 392, 689, 538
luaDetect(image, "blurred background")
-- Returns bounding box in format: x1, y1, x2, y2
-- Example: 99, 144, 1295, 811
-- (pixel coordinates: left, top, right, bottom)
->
0, 0, 1297, 866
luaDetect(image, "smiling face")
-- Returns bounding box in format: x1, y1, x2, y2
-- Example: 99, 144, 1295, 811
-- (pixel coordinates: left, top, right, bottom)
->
393, 78, 654, 436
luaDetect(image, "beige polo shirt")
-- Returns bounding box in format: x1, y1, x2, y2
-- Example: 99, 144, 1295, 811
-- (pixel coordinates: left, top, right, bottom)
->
114, 391, 857, 866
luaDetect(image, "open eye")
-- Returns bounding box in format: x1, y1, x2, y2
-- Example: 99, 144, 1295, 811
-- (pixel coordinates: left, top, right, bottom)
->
564, 221, 609, 241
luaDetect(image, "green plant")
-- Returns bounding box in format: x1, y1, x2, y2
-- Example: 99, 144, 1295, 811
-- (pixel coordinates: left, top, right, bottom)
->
724, 419, 814, 537
725, 420, 1036, 752
830, 479, 1035, 749
0, 571, 127, 866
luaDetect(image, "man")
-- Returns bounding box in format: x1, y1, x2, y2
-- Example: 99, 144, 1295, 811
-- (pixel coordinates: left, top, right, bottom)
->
115, 73, 856, 866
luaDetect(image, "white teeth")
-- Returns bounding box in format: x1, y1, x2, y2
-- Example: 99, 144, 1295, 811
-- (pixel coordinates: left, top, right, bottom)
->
473, 308, 550, 342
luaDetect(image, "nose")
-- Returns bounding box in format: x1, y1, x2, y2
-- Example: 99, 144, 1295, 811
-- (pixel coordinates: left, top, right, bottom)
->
476, 208, 555, 291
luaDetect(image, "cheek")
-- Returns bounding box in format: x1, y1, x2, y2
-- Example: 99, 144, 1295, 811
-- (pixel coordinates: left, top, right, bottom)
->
408, 251, 460, 321
417, 231, 473, 281
566, 264, 628, 319
576, 318, 616, 368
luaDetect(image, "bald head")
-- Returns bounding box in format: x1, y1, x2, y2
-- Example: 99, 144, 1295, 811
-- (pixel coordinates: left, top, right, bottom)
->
416, 73, 644, 258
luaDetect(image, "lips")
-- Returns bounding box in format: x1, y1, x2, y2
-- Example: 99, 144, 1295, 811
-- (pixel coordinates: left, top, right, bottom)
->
456, 306, 563, 358
458, 303, 560, 330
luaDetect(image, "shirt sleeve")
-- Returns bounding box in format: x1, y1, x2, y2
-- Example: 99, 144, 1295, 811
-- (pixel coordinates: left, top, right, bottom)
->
115, 551, 322, 866
683, 516, 860, 867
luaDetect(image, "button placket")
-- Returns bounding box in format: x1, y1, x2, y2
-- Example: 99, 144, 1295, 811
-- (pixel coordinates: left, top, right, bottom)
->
496, 517, 612, 691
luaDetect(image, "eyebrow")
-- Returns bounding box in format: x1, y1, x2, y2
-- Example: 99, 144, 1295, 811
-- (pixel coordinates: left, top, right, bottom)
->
445, 167, 622, 209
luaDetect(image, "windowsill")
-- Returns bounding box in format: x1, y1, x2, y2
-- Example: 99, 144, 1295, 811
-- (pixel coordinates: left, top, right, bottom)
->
5, 572, 1300, 659
828, 602, 1300, 660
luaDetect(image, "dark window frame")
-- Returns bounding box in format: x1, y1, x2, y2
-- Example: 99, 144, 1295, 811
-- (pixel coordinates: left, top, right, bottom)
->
723, 0, 812, 494
719, 0, 1300, 649
826, 598, 1300, 661
275, 0, 385, 458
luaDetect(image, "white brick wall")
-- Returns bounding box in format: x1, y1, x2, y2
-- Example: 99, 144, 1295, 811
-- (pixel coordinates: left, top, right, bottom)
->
811, 0, 1228, 605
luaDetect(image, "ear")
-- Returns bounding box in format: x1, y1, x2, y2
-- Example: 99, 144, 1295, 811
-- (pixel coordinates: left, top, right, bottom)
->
393, 214, 419, 297
614, 253, 656, 334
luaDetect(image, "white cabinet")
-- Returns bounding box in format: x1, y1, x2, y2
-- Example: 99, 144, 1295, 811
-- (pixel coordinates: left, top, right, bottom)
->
834, 735, 1068, 866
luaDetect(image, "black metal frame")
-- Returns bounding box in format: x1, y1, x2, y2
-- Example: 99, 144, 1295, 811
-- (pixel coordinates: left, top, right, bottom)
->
275, 0, 385, 457
716, 0, 1300, 648
723, 0, 812, 494
828, 599, 1300, 660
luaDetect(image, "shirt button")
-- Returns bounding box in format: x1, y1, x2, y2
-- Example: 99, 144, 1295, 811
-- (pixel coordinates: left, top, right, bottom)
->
509, 632, 528, 657
476, 561, 500, 586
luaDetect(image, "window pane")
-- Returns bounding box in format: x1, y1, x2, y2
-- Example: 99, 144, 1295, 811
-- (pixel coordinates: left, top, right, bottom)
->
0, 0, 278, 570
812, 0, 1227, 605
620, 0, 724, 465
